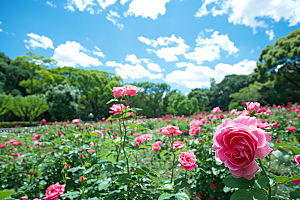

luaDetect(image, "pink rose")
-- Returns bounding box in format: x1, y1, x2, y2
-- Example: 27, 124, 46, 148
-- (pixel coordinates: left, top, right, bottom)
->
210, 183, 216, 189
79, 176, 84, 181
40, 119, 46, 124
177, 150, 197, 171
34, 141, 41, 147
94, 130, 104, 139
212, 106, 222, 113
71, 119, 80, 123
212, 116, 272, 180
87, 149, 94, 153
184, 138, 188, 142
112, 87, 126, 98
109, 104, 126, 115
295, 155, 300, 166
276, 138, 281, 143
272, 122, 279, 128
196, 194, 201, 199
173, 141, 184, 150
287, 127, 296, 132
125, 85, 138, 96
230, 109, 237, 115
43, 182, 65, 200
246, 102, 260, 113
152, 141, 162, 151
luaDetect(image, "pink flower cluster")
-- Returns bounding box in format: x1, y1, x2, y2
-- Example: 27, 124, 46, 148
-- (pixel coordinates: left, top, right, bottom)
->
159, 125, 182, 137
32, 135, 42, 140
212, 116, 272, 180
109, 104, 127, 115
135, 133, 153, 144
152, 141, 162, 151
246, 102, 260, 113
112, 85, 138, 98
189, 119, 202, 136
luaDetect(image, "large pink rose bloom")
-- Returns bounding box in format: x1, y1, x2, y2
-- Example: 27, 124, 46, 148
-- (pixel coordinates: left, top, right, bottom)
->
112, 87, 126, 98
212, 116, 272, 180
43, 182, 65, 200
177, 150, 197, 171
212, 106, 222, 113
125, 85, 138, 96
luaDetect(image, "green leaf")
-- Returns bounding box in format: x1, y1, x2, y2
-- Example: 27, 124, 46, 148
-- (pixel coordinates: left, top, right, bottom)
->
0, 189, 14, 200
98, 179, 111, 191
158, 184, 174, 191
139, 145, 151, 149
83, 167, 93, 174
68, 166, 85, 173
175, 192, 190, 200
269, 174, 290, 183
61, 191, 81, 200
160, 150, 168, 157
158, 193, 174, 200
134, 168, 147, 175
224, 175, 254, 189
66, 133, 74, 138
230, 189, 253, 200
257, 176, 269, 188
106, 99, 118, 104
290, 191, 300, 199
251, 190, 268, 200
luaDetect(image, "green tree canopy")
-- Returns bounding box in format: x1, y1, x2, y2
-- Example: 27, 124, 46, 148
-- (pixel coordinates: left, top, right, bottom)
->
46, 81, 81, 121
10, 95, 48, 124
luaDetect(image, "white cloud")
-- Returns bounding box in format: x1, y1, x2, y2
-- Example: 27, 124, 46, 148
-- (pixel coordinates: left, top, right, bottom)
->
125, 54, 141, 64
125, 0, 170, 20
46, 1, 56, 8
24, 33, 54, 49
250, 48, 254, 54
64, 0, 95, 13
106, 61, 163, 79
93, 46, 105, 57
0, 21, 2, 24
147, 62, 162, 72
52, 41, 103, 67
265, 30, 275, 40
184, 30, 238, 64
97, 0, 117, 9
120, 0, 131, 4
166, 59, 256, 88
195, 0, 300, 32
0, 29, 2, 32
139, 34, 190, 62
106, 10, 124, 30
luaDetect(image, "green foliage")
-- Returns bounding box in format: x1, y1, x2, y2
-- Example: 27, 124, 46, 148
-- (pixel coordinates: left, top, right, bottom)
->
46, 81, 80, 121
0, 121, 39, 128
0, 93, 11, 116
187, 88, 209, 111
10, 95, 48, 124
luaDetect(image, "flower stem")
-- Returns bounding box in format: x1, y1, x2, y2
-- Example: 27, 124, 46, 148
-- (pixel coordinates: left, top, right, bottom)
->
258, 159, 271, 200
170, 135, 175, 184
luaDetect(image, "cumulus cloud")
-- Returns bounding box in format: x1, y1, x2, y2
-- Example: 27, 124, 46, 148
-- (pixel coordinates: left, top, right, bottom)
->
106, 10, 124, 30
166, 59, 256, 88
265, 30, 275, 40
138, 34, 190, 62
97, 0, 117, 9
106, 61, 163, 79
64, 0, 96, 14
125, 54, 141, 64
24, 33, 54, 49
120, 0, 131, 4
93, 46, 105, 57
125, 0, 170, 20
184, 30, 238, 64
52, 41, 103, 67
46, 1, 56, 8
195, 0, 300, 32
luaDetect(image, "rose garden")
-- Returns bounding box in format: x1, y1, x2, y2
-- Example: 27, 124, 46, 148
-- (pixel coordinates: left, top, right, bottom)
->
0, 84, 300, 200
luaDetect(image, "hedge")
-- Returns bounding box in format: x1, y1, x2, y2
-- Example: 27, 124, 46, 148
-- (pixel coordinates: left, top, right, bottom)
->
0, 121, 40, 128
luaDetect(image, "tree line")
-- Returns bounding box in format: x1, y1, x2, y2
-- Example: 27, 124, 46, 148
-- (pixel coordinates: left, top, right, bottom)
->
0, 29, 299, 123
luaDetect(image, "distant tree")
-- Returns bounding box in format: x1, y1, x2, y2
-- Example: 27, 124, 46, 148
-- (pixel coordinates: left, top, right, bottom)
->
46, 81, 80, 121
13, 51, 56, 94
0, 93, 12, 121
10, 95, 48, 124
255, 29, 300, 89
131, 82, 170, 118
188, 88, 209, 111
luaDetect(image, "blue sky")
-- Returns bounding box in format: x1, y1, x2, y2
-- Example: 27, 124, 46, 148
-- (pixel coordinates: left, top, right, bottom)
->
0, 0, 299, 94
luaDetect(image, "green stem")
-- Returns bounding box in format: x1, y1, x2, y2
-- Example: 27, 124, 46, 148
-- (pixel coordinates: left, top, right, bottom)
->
121, 109, 130, 200
258, 159, 271, 200
170, 135, 175, 184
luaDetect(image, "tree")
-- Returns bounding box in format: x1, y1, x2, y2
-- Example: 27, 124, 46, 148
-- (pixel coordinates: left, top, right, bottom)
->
46, 81, 80, 121
49, 67, 122, 120
10, 95, 48, 124
188, 88, 209, 111
255, 29, 300, 89
130, 82, 170, 117
0, 93, 12, 121
13, 51, 56, 94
